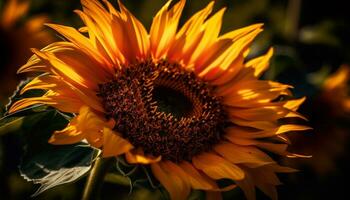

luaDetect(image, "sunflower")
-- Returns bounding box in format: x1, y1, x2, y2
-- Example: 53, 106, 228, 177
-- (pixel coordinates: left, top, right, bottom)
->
0, 0, 52, 103
321, 65, 350, 116
9, 0, 310, 199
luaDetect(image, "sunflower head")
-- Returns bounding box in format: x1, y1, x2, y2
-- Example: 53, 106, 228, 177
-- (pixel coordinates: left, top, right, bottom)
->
10, 0, 310, 199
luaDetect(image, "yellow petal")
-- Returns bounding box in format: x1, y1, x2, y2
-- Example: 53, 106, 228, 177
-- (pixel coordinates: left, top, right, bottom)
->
218, 80, 291, 99
220, 23, 263, 41
228, 106, 286, 121
228, 117, 278, 130
245, 47, 274, 78
46, 23, 111, 68
74, 9, 120, 65
188, 8, 226, 65
49, 117, 84, 144
112, 0, 150, 62
225, 124, 311, 139
31, 49, 97, 89
167, 1, 214, 63
49, 106, 110, 147
125, 148, 161, 164
29, 49, 104, 112
151, 162, 190, 200
283, 97, 306, 111
245, 166, 281, 200
102, 128, 133, 157
196, 28, 262, 81
225, 136, 290, 156
9, 91, 83, 114
179, 161, 218, 190
214, 142, 274, 168
192, 152, 245, 181
20, 75, 58, 94
150, 0, 185, 59
236, 170, 256, 200
76, 106, 107, 147
18, 42, 76, 74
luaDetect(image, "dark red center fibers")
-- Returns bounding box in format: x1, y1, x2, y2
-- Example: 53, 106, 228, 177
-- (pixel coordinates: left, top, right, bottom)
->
98, 60, 226, 162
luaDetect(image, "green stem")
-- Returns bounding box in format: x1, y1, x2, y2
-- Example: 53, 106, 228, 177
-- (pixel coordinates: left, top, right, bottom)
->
82, 157, 114, 200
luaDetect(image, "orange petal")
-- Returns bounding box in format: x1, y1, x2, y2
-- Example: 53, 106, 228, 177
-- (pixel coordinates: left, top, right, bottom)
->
150, 0, 185, 59
125, 148, 161, 164
188, 8, 226, 65
49, 117, 84, 144
228, 117, 278, 130
49, 106, 110, 147
220, 23, 263, 41
227, 106, 287, 121
225, 124, 311, 139
9, 91, 83, 114
18, 42, 76, 74
235, 169, 256, 200
167, 1, 214, 63
45, 23, 110, 67
283, 97, 306, 111
102, 128, 133, 157
151, 162, 191, 200
179, 161, 218, 190
214, 142, 274, 168
224, 136, 291, 156
192, 152, 245, 181
196, 28, 262, 80
111, 0, 150, 63
245, 47, 274, 78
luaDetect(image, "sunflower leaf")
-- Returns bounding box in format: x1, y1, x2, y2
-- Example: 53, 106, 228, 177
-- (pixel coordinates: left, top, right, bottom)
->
0, 116, 24, 136
0, 111, 51, 136
20, 143, 98, 196
18, 110, 98, 196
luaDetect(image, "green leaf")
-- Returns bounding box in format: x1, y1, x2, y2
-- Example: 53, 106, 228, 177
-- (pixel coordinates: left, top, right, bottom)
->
20, 143, 98, 196
0, 116, 24, 136
18, 110, 98, 196
0, 111, 51, 136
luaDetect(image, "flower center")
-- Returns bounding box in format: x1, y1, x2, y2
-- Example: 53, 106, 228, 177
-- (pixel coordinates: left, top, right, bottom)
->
152, 85, 193, 118
98, 61, 226, 162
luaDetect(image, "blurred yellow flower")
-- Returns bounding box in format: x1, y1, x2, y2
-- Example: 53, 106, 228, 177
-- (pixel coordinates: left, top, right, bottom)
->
9, 0, 310, 199
286, 65, 349, 174
0, 0, 52, 103
322, 65, 350, 115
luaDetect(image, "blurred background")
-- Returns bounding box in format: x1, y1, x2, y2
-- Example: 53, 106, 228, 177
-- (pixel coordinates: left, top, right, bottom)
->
0, 0, 348, 199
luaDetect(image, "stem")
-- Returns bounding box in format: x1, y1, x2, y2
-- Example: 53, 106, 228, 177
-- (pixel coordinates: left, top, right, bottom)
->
82, 157, 114, 200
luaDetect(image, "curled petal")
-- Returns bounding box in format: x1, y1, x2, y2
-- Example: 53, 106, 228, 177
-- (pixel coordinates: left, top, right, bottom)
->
102, 128, 133, 157
125, 148, 161, 164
